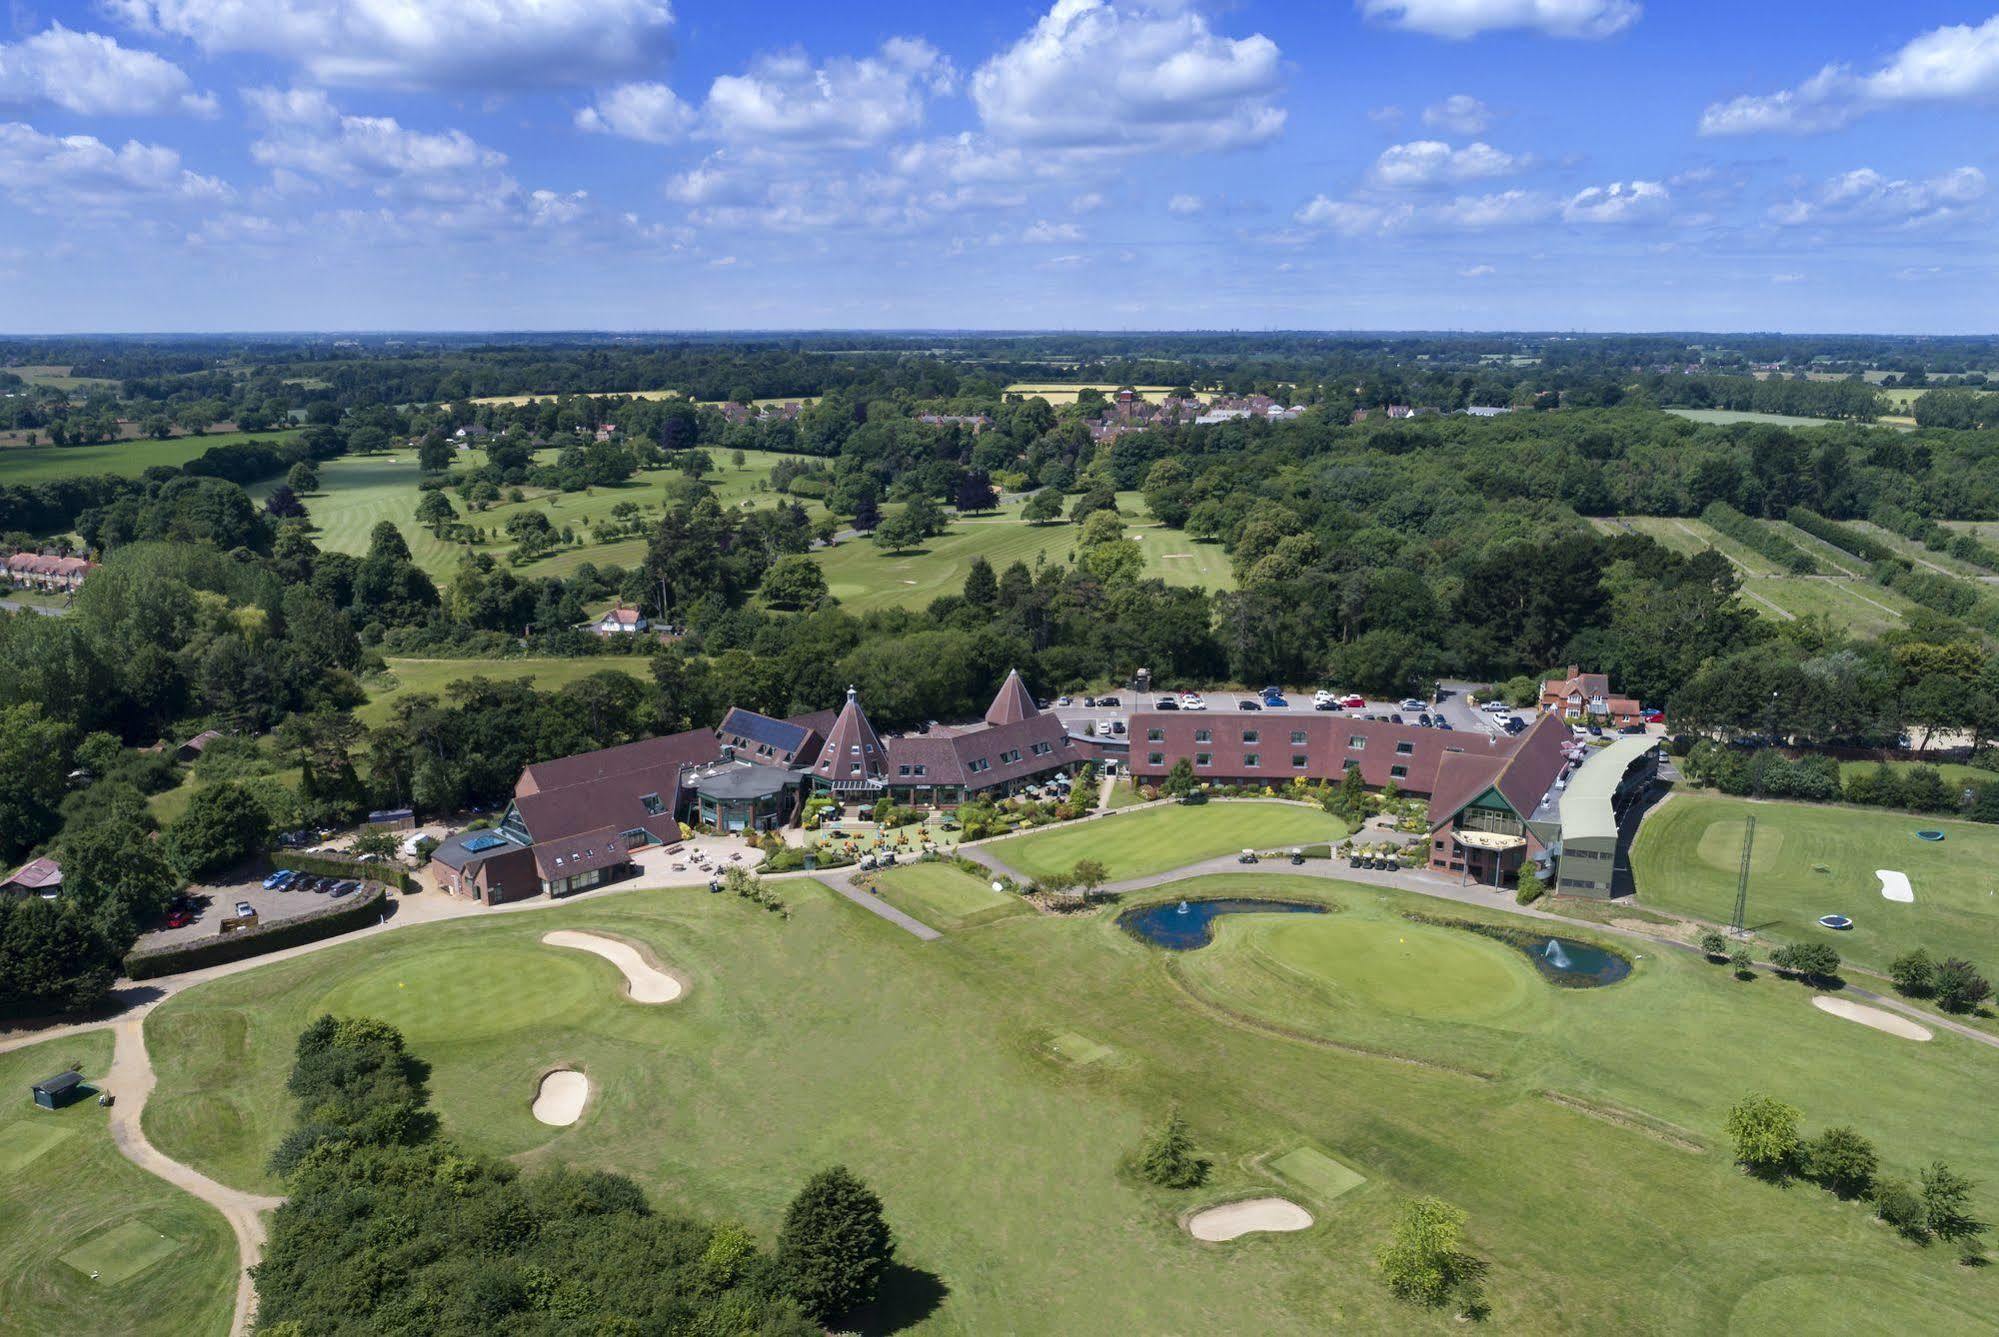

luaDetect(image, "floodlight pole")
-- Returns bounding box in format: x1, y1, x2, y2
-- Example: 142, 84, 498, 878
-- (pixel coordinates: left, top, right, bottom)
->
1731, 813, 1756, 935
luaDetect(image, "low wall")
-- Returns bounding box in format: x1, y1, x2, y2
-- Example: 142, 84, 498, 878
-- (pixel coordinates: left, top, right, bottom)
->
125, 884, 386, 979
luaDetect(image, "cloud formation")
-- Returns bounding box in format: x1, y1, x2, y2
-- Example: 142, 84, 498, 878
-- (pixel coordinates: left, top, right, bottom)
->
0, 120, 227, 214
705, 39, 955, 149
1700, 15, 1999, 135
247, 88, 511, 203
1371, 139, 1524, 187
576, 83, 695, 145
1769, 166, 1986, 228
1421, 94, 1491, 134
1358, 0, 1639, 40
0, 23, 214, 117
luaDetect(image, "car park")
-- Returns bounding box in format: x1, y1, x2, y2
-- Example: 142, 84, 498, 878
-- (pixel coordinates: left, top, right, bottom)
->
1238, 699, 1262, 711
1155, 697, 1179, 710
1181, 694, 1206, 710
1399, 698, 1426, 711
1263, 693, 1288, 708
1417, 713, 1432, 726
1098, 695, 1120, 708
261, 869, 288, 889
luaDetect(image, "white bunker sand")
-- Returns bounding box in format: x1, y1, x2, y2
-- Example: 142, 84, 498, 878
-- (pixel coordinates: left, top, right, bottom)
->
1185, 1197, 1314, 1242
542, 930, 683, 1003
1877, 869, 1914, 903
1813, 995, 1933, 1042
532, 1069, 590, 1125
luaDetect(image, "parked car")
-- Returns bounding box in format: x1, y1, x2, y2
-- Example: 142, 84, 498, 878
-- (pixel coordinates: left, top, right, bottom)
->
1181, 695, 1206, 710
1417, 713, 1432, 726
1110, 721, 1126, 734
1620, 723, 1646, 735
1399, 698, 1426, 711
1083, 696, 1096, 708
1155, 698, 1179, 711
1057, 695, 1073, 707
261, 869, 287, 889
1238, 699, 1262, 711
330, 881, 354, 898
1341, 694, 1366, 708
1482, 699, 1511, 714
164, 907, 192, 929
1314, 699, 1339, 711
233, 901, 255, 918
1237, 849, 1259, 864
1098, 695, 1120, 708
1504, 717, 1527, 734
1263, 694, 1288, 708
1389, 713, 1404, 724
1642, 708, 1665, 723
1289, 849, 1306, 865
1586, 724, 1604, 737
1437, 720, 1454, 731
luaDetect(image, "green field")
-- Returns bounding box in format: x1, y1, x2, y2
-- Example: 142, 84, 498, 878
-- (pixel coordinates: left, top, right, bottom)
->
867, 861, 1032, 930
1667, 408, 1839, 428
132, 872, 1999, 1333
356, 656, 651, 727
989, 801, 1350, 883
0, 429, 303, 486
1002, 383, 1178, 405
0, 1034, 234, 1336
1836, 759, 1999, 792
1632, 792, 1999, 972
815, 494, 1235, 613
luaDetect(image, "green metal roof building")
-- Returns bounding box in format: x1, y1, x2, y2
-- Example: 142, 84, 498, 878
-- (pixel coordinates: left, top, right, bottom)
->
1554, 735, 1661, 898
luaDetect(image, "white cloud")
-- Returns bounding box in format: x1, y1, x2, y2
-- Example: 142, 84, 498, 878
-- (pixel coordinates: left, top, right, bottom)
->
108, 0, 676, 90
1358, 0, 1639, 40
529, 189, 589, 226
971, 0, 1284, 154
704, 39, 955, 149
1293, 195, 1413, 235
1370, 139, 1524, 187
576, 82, 694, 144
1437, 188, 1555, 227
246, 87, 511, 203
0, 120, 228, 215
0, 23, 214, 117
1562, 178, 1668, 222
1070, 190, 1107, 212
1701, 16, 1999, 135
1770, 166, 1986, 228
1022, 218, 1084, 243
890, 133, 1039, 184
1421, 93, 1490, 134
1367, 104, 1405, 128
1460, 263, 1496, 276
1167, 192, 1204, 214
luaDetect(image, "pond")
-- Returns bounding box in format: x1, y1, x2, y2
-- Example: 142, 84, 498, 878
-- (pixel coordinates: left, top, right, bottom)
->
1118, 898, 1327, 951
1515, 934, 1632, 987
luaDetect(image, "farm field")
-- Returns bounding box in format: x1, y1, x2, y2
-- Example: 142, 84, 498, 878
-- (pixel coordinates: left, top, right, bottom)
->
356, 656, 650, 727
1666, 408, 1839, 428
0, 429, 303, 486
814, 493, 1234, 612
0, 1033, 234, 1337
1631, 791, 1999, 972
1003, 382, 1180, 405
134, 872, 1999, 1334
4, 363, 119, 392
468, 389, 689, 407
1598, 516, 1917, 636
988, 800, 1350, 883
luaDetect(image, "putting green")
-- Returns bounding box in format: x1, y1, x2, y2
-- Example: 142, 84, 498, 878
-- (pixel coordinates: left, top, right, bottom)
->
1048, 1031, 1112, 1066
1694, 819, 1787, 873
59, 1219, 183, 1284
1727, 1272, 1993, 1335
0, 1122, 72, 1173
1251, 916, 1536, 1022
1268, 1146, 1366, 1203
314, 942, 602, 1044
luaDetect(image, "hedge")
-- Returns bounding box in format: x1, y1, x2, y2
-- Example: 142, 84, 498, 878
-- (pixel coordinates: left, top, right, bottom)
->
1700, 501, 1820, 575
276, 851, 416, 893
125, 884, 386, 979
1785, 507, 1899, 565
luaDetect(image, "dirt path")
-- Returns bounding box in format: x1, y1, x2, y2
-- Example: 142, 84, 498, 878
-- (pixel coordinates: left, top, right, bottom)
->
105, 1018, 284, 1337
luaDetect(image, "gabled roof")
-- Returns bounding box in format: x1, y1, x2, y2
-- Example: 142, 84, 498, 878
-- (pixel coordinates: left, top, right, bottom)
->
1427, 713, 1571, 827
984, 668, 1039, 727
718, 707, 818, 760
2, 857, 61, 891
811, 687, 888, 787
530, 824, 628, 880
517, 727, 721, 797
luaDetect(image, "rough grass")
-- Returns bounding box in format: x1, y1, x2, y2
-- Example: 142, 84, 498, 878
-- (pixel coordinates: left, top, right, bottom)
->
0, 1033, 234, 1336
136, 872, 1999, 1333
0, 429, 303, 485
1632, 792, 1999, 971
989, 801, 1349, 883
356, 656, 651, 727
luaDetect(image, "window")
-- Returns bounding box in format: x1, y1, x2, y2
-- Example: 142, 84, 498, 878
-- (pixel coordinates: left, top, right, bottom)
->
1196, 752, 1212, 767
1348, 735, 1366, 750
897, 765, 911, 776
849, 763, 861, 775
1395, 741, 1414, 755
1243, 753, 1260, 768
1001, 749, 1022, 764
1031, 741, 1052, 756
640, 792, 666, 816
968, 757, 990, 773
1147, 728, 1164, 742
1241, 730, 1259, 744
1290, 730, 1307, 745
1292, 754, 1308, 769
1147, 751, 1165, 766
1342, 758, 1360, 771
1390, 764, 1408, 779
1194, 729, 1212, 744
913, 765, 927, 777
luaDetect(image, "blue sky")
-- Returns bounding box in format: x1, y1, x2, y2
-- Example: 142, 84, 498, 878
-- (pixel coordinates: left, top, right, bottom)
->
1, 0, 1996, 333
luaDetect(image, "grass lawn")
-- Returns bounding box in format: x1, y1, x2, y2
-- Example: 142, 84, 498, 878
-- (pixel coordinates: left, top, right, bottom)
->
0, 429, 303, 485
989, 800, 1349, 883
135, 872, 1999, 1333
867, 861, 1031, 931
1836, 759, 1999, 792
356, 656, 651, 727
147, 764, 302, 826
1631, 792, 1999, 971
0, 1033, 234, 1336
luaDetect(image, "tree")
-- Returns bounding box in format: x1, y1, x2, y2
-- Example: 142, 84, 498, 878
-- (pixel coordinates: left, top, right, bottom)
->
1875, 1177, 1928, 1239
1022, 488, 1064, 524
0, 703, 70, 862
1070, 857, 1108, 897
962, 556, 998, 608
414, 490, 455, 532
416, 435, 453, 473
1889, 947, 1938, 997
955, 470, 999, 513
1725, 1092, 1801, 1175
286, 461, 319, 493
1920, 1162, 1986, 1256
871, 510, 927, 554
1801, 1126, 1877, 1200
1699, 930, 1728, 961
264, 484, 306, 519
1769, 941, 1840, 985
1134, 1111, 1208, 1188
162, 781, 272, 880
1162, 756, 1198, 800
1932, 957, 1992, 1014
1377, 1196, 1487, 1316
1729, 944, 1754, 978
761, 555, 830, 611
850, 491, 881, 532
776, 1165, 895, 1324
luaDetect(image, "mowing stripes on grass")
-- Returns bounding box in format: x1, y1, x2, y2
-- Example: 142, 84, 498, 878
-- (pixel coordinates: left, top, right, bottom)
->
59, 1219, 184, 1284
1268, 1146, 1366, 1203
0, 1122, 71, 1173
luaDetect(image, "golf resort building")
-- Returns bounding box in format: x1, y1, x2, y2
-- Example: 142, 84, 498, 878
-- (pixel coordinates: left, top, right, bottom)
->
1549, 733, 1663, 898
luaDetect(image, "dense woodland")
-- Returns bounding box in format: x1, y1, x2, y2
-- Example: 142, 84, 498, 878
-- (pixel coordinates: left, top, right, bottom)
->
4, 334, 1999, 1017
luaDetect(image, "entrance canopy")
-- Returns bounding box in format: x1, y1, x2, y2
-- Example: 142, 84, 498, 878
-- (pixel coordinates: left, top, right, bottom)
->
1455, 830, 1525, 852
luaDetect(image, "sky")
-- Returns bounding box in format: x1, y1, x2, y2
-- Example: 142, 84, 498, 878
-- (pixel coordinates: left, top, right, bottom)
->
1, 0, 1996, 334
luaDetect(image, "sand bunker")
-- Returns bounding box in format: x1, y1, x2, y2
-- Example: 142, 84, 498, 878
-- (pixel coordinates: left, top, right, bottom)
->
1813, 995, 1932, 1042
1185, 1197, 1314, 1241
532, 1069, 590, 1125
1876, 870, 1914, 903
542, 930, 683, 1003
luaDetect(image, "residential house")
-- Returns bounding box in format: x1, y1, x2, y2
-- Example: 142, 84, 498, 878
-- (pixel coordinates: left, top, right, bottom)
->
1540, 666, 1644, 727
593, 606, 648, 635
1, 857, 61, 899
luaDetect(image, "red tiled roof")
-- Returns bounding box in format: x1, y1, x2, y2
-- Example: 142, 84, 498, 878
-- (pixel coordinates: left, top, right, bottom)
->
3, 857, 62, 891
984, 668, 1038, 727
1426, 713, 1571, 827
517, 727, 721, 797
810, 687, 888, 787
530, 824, 629, 880
1128, 712, 1513, 796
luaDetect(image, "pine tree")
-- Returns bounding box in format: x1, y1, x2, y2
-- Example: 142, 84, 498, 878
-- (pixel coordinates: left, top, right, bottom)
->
776, 1165, 895, 1323
1135, 1111, 1208, 1188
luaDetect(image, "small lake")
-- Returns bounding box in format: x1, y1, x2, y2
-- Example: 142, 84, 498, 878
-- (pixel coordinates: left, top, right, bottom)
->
1118, 898, 1327, 951
1515, 934, 1632, 987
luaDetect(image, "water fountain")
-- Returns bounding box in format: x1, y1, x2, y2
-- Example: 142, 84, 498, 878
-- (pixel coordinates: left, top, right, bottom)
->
1177, 900, 1190, 915
1541, 938, 1573, 970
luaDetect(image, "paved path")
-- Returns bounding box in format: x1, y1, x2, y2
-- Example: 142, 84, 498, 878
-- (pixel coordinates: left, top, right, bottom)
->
818, 867, 942, 941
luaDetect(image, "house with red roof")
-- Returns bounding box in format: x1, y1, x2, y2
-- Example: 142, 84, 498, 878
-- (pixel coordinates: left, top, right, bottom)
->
1, 857, 62, 899
1540, 665, 1643, 727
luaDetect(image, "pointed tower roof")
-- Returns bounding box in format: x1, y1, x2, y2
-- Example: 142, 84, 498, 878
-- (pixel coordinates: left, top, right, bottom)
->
984, 668, 1039, 727
811, 686, 888, 790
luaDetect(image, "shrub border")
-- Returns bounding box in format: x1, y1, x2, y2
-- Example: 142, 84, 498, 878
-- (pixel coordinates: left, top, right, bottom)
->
125, 883, 386, 979
276, 851, 415, 893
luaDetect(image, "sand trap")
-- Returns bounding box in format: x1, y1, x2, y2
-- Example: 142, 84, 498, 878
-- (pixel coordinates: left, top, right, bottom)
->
1185, 1197, 1314, 1241
1813, 995, 1932, 1042
532, 1069, 590, 1125
1876, 870, 1914, 903
542, 930, 684, 1003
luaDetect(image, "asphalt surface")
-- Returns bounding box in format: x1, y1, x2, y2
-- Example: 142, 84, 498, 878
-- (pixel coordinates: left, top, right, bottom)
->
1047, 677, 1535, 746
139, 869, 381, 946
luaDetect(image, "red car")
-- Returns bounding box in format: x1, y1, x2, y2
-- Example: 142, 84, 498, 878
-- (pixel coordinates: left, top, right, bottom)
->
164, 908, 193, 929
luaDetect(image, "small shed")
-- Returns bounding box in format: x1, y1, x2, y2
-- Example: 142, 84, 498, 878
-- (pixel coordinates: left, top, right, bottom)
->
32, 1071, 83, 1110
366, 807, 416, 833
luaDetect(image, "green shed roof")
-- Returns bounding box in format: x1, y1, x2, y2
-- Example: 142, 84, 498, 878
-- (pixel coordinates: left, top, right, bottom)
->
1557, 735, 1659, 843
